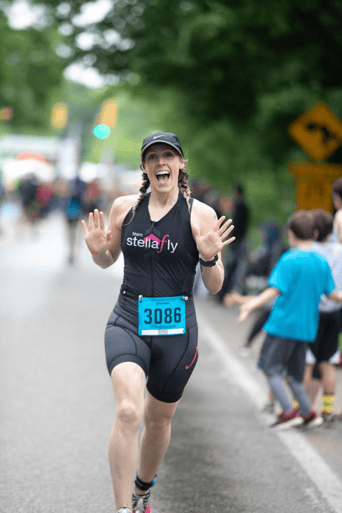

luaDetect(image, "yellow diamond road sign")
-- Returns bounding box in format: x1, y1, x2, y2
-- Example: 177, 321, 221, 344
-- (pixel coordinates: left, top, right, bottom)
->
289, 161, 342, 211
288, 102, 342, 161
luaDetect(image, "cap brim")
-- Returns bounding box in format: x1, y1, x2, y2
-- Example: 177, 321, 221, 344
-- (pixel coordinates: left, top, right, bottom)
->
141, 140, 183, 158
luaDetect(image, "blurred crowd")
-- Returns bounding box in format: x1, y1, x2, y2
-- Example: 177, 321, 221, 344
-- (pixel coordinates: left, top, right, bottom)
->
0, 170, 285, 274
0, 170, 118, 262
0, 173, 114, 224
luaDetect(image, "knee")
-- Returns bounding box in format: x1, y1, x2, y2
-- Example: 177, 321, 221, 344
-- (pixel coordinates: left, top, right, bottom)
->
145, 417, 171, 433
116, 401, 144, 429
144, 411, 174, 432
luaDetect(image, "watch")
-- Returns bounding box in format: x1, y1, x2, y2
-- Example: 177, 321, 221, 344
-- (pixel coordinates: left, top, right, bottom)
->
199, 255, 218, 267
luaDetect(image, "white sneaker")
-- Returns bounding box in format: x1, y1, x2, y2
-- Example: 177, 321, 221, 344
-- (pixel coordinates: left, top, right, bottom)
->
302, 411, 324, 428
269, 408, 304, 430
132, 490, 151, 513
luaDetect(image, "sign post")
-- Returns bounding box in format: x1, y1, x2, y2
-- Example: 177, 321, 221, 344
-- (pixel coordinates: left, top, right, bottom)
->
288, 102, 342, 210
289, 162, 342, 211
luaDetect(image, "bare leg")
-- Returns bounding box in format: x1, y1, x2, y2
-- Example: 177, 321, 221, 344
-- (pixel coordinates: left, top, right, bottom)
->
268, 388, 276, 402
319, 361, 337, 395
109, 363, 146, 510
303, 364, 321, 408
135, 392, 179, 494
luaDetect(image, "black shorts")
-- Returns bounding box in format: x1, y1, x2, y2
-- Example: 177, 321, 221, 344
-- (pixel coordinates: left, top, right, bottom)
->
105, 292, 198, 403
307, 310, 341, 364
258, 334, 307, 382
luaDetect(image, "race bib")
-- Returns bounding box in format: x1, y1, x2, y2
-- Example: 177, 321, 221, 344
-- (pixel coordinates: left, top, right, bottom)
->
138, 296, 186, 336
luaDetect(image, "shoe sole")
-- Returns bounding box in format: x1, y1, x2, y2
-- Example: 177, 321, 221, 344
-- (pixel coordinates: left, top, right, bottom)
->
271, 417, 304, 431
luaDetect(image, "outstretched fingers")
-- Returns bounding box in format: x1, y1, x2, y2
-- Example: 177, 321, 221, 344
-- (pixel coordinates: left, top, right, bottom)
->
216, 216, 227, 232
221, 220, 235, 246
217, 217, 234, 237
222, 234, 236, 247
81, 210, 106, 238
99, 210, 106, 231
92, 209, 106, 231
81, 219, 88, 235
88, 211, 95, 231
93, 209, 101, 230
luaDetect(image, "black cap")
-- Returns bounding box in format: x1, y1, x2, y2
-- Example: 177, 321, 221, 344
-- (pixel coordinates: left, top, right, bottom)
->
141, 132, 184, 159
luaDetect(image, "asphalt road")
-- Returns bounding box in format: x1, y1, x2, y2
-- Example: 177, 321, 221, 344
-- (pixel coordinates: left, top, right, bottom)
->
1, 210, 342, 513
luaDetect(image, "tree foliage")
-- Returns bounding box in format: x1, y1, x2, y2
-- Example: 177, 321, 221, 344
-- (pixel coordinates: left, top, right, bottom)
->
29, 0, 342, 166
3, 0, 342, 227
0, 9, 68, 129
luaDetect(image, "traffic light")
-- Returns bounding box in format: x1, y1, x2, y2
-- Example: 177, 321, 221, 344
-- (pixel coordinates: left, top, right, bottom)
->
51, 102, 68, 129
93, 98, 118, 139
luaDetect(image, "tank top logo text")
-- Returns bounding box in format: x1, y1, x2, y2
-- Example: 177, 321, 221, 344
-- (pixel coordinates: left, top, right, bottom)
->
126, 233, 178, 254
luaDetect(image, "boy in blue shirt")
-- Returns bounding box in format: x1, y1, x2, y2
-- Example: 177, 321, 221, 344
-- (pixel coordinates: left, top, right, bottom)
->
236, 210, 342, 430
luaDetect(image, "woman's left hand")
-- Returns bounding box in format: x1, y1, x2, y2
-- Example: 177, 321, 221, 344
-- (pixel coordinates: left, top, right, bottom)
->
192, 216, 235, 262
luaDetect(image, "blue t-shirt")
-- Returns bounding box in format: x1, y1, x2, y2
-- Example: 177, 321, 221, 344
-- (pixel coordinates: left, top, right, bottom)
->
263, 249, 335, 342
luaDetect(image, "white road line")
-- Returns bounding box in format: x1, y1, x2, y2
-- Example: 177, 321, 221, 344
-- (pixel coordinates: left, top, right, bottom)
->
199, 315, 342, 513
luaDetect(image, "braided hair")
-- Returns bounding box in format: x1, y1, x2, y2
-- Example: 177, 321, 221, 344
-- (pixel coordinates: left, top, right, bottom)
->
124, 163, 191, 225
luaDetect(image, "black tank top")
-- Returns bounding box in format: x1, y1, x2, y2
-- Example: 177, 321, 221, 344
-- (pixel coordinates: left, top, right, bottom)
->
121, 192, 199, 297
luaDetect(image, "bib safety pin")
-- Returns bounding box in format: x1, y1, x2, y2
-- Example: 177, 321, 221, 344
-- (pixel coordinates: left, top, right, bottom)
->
138, 295, 143, 302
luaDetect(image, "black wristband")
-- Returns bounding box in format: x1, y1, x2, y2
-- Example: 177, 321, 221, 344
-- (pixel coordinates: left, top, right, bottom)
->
199, 254, 218, 267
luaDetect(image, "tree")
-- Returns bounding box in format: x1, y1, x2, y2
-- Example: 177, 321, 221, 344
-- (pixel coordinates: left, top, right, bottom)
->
30, 0, 342, 165
0, 10, 69, 130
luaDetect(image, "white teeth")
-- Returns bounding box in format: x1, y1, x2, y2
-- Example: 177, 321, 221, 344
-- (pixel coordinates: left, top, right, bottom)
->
156, 171, 170, 181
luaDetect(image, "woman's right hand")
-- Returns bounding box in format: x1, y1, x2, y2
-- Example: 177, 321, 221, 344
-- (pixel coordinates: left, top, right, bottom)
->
81, 209, 112, 256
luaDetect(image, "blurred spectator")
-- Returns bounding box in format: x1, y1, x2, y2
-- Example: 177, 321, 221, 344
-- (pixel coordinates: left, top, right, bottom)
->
218, 195, 233, 218
202, 188, 224, 219
303, 208, 342, 421
244, 219, 288, 288
217, 183, 249, 301
192, 180, 226, 296
226, 220, 287, 358
63, 174, 87, 265
17, 173, 40, 228
84, 179, 104, 215
190, 178, 210, 203
36, 182, 54, 219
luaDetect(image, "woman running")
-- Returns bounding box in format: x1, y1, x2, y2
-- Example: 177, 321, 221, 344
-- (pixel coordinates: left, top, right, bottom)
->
81, 132, 235, 513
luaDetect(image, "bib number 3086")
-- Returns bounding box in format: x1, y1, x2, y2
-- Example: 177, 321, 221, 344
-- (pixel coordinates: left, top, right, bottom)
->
138, 296, 186, 336
144, 307, 181, 325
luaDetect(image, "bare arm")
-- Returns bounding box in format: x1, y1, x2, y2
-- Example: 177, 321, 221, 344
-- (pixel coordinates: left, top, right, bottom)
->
237, 287, 280, 323
81, 195, 137, 269
191, 201, 235, 295
327, 290, 342, 303
223, 291, 252, 307
200, 257, 226, 295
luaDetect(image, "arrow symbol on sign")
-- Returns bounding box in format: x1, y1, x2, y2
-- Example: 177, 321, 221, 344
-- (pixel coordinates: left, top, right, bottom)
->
306, 123, 337, 145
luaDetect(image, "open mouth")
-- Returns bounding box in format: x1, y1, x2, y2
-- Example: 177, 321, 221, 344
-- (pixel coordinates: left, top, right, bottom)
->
156, 171, 170, 182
